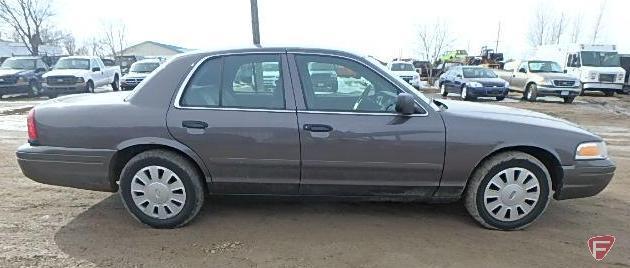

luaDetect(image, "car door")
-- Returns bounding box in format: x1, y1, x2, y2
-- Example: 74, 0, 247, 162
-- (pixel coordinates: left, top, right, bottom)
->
511, 62, 529, 90
289, 53, 445, 196
452, 68, 464, 91
166, 53, 301, 194
442, 70, 453, 91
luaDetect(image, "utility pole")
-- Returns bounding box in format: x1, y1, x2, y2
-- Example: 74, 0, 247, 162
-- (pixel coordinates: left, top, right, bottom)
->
495, 21, 501, 52
250, 0, 261, 45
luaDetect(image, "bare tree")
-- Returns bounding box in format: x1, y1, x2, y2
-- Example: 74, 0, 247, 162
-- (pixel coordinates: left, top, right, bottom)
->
0, 0, 54, 55
101, 21, 127, 57
549, 12, 566, 45
417, 20, 453, 83
61, 33, 75, 55
591, 0, 606, 43
74, 45, 89, 56
569, 13, 582, 43
528, 5, 550, 46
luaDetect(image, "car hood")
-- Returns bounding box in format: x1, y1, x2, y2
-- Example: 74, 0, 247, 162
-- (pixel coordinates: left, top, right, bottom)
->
464, 77, 507, 84
529, 72, 578, 80
123, 72, 150, 79
43, 69, 90, 77
0, 69, 31, 76
437, 99, 595, 137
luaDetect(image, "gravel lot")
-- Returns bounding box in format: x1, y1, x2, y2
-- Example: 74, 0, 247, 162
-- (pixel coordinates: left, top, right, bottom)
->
0, 88, 629, 267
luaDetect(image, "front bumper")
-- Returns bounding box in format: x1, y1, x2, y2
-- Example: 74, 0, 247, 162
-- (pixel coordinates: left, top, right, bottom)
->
0, 83, 30, 94
555, 158, 616, 200
469, 86, 508, 97
16, 144, 116, 192
42, 82, 86, 94
582, 82, 623, 91
536, 86, 581, 97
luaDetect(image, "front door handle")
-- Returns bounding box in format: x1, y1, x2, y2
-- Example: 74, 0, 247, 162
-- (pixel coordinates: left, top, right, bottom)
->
303, 124, 333, 132
182, 120, 208, 129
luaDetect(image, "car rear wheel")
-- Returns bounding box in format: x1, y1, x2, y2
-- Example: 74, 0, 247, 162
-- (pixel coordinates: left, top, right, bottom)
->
119, 149, 205, 228
27, 82, 40, 97
496, 96, 505, 101
464, 151, 551, 230
440, 83, 448, 97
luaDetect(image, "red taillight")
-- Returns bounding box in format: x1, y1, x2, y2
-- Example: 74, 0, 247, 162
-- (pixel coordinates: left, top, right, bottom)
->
27, 109, 38, 142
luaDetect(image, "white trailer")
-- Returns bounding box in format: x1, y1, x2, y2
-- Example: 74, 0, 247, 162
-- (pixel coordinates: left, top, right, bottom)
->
535, 44, 625, 96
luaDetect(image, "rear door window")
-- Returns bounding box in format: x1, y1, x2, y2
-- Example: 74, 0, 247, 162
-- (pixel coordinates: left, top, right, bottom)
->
179, 54, 285, 109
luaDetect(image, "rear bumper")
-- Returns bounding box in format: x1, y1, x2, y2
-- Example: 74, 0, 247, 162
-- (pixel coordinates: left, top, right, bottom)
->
16, 144, 116, 192
0, 84, 30, 95
555, 158, 616, 200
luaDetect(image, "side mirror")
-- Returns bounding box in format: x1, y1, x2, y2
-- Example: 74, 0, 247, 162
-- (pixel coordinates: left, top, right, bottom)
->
456, 74, 462, 78
518, 68, 527, 73
92, 67, 101, 72
395, 93, 416, 115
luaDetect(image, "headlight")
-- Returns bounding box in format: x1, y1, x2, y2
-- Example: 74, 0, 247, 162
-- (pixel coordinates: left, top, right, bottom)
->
468, 81, 483, 87
18, 76, 28, 83
76, 77, 85, 83
504, 81, 510, 88
586, 71, 597, 80
617, 73, 625, 81
575, 141, 608, 160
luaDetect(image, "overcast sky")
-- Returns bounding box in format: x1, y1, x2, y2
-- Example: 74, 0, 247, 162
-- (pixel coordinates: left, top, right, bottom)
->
46, 0, 630, 60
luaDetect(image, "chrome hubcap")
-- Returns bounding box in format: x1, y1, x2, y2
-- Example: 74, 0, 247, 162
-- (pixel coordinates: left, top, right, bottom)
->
131, 165, 187, 219
462, 87, 467, 99
483, 167, 540, 222
441, 85, 446, 94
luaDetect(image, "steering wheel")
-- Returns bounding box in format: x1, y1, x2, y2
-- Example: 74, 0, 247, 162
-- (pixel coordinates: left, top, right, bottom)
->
352, 84, 374, 111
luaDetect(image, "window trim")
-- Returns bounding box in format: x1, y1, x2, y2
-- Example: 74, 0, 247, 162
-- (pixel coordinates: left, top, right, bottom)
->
291, 52, 428, 117
174, 52, 289, 112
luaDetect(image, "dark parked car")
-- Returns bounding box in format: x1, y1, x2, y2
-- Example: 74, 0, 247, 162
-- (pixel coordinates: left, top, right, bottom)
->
0, 56, 49, 98
438, 66, 509, 101
17, 47, 615, 230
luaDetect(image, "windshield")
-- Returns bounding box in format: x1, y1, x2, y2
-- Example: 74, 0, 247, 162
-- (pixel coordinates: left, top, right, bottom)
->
528, 61, 563, 73
130, 62, 160, 73
391, 63, 414, 71
463, 68, 497, 78
0, 58, 36, 70
580, 51, 620, 67
54, 58, 90, 70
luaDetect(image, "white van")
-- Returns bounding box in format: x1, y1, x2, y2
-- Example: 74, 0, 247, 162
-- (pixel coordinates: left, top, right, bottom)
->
535, 44, 625, 96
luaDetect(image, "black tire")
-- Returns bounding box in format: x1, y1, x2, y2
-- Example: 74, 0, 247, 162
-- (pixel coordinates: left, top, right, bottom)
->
464, 151, 552, 230
496, 96, 505, 101
86, 81, 94, 93
112, 75, 120, 91
604, 91, 614, 97
27, 81, 40, 98
440, 83, 448, 97
563, 97, 575, 104
119, 149, 205, 229
525, 83, 538, 102
47, 93, 57, 99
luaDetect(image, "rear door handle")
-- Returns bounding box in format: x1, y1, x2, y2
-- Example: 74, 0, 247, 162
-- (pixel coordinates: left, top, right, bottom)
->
303, 124, 333, 132
182, 120, 208, 129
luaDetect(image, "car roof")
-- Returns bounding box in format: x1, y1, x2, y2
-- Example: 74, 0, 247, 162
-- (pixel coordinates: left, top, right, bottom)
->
7, 56, 41, 60
179, 45, 370, 61
61, 56, 98, 60
390, 61, 413, 65
134, 59, 161, 64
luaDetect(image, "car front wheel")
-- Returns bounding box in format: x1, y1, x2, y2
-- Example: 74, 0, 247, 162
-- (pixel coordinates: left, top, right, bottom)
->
440, 83, 448, 97
119, 149, 205, 228
464, 151, 551, 230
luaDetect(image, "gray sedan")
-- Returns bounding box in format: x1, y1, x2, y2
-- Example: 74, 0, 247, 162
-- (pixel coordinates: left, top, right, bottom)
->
16, 47, 615, 230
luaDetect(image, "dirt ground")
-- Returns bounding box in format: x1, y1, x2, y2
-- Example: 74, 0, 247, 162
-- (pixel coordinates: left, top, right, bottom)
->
0, 89, 629, 267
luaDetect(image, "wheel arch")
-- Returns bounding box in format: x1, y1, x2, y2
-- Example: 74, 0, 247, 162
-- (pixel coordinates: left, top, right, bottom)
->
108, 138, 211, 193
465, 145, 564, 194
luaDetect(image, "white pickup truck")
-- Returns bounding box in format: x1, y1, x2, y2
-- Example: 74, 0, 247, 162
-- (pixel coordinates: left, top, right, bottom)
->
42, 56, 121, 98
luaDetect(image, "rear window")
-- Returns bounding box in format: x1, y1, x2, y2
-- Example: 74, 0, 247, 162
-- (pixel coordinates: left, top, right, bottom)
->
390, 63, 414, 71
